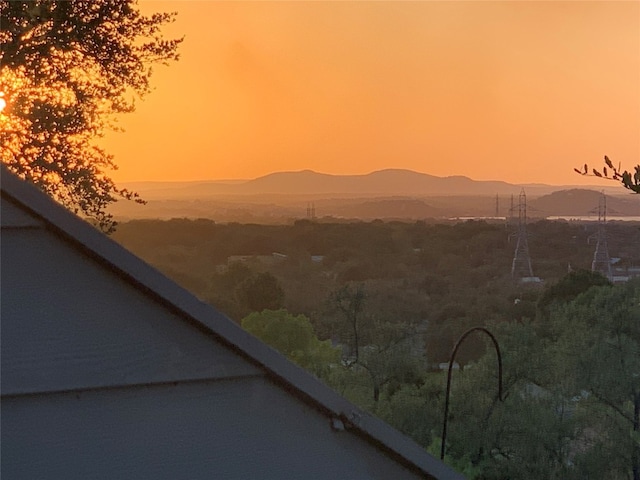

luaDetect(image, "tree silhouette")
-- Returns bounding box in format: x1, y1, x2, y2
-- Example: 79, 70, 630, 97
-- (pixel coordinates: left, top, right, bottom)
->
0, 1, 182, 232
575, 156, 640, 194
236, 272, 285, 313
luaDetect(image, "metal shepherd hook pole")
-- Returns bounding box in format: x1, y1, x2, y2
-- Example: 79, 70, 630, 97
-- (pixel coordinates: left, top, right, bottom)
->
440, 327, 504, 460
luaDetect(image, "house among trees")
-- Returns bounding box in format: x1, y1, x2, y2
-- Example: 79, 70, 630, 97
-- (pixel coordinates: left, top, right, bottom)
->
0, 167, 464, 479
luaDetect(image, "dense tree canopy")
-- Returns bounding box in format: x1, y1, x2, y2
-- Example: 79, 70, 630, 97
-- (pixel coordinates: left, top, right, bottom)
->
441, 279, 640, 479
112, 216, 640, 478
537, 269, 611, 316
547, 281, 640, 479
0, 0, 182, 232
241, 309, 340, 378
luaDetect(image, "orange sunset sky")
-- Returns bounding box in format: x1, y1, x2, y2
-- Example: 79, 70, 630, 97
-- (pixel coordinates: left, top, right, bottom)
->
103, 0, 639, 185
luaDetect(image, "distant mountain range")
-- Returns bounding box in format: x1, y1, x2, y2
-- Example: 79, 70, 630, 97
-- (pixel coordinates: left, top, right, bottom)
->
121, 168, 621, 199
110, 169, 638, 222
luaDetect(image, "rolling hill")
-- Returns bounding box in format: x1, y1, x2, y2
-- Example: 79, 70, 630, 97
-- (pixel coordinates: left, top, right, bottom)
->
529, 189, 640, 217
110, 170, 637, 222
121, 168, 583, 199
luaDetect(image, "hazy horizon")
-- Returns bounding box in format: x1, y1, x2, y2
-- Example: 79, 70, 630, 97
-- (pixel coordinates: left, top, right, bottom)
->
117, 166, 622, 190
101, 1, 639, 186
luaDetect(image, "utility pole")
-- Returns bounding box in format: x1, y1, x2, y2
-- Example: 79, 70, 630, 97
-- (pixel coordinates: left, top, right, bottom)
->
511, 189, 534, 279
591, 191, 612, 280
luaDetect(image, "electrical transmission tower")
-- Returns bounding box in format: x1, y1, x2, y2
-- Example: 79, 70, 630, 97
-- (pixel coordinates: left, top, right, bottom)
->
591, 191, 612, 280
511, 189, 534, 279
507, 194, 515, 227
306, 202, 316, 220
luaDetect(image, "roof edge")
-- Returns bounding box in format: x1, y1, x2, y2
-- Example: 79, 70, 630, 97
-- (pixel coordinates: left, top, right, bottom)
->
0, 167, 465, 480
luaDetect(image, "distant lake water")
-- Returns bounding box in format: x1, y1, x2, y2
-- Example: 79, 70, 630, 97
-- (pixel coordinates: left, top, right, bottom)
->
448, 216, 506, 221
448, 216, 640, 222
547, 216, 640, 222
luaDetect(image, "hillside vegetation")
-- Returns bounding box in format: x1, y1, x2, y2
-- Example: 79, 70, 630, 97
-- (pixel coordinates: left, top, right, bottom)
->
113, 218, 640, 478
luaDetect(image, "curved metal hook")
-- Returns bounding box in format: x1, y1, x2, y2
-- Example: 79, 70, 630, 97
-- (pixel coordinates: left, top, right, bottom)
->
440, 327, 503, 460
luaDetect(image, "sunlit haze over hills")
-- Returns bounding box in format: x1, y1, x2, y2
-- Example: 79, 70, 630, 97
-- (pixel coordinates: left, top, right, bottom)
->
102, 1, 639, 187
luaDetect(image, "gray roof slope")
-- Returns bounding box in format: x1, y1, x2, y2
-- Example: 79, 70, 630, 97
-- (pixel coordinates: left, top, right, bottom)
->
0, 167, 465, 480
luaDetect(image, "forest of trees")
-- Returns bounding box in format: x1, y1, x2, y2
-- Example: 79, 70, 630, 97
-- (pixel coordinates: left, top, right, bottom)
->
113, 217, 640, 479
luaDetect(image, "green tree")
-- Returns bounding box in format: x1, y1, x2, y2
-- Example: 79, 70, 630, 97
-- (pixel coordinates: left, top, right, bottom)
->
0, 0, 182, 232
441, 281, 640, 479
205, 261, 253, 321
324, 283, 425, 403
241, 309, 340, 378
236, 271, 285, 313
537, 269, 611, 318
327, 283, 367, 364
375, 374, 444, 452
441, 321, 584, 479
206, 264, 285, 320
548, 280, 640, 480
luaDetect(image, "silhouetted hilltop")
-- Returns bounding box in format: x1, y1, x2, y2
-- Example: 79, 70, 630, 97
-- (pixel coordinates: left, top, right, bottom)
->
111, 171, 637, 222
529, 189, 640, 217
335, 198, 443, 219
123, 169, 527, 198
230, 168, 523, 195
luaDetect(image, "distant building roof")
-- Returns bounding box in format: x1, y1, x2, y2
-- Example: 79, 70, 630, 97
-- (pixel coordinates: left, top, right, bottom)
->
520, 276, 543, 284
